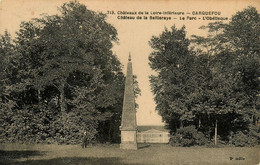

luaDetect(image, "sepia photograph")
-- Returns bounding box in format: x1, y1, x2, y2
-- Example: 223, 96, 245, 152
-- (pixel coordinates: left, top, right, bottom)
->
0, 0, 259, 164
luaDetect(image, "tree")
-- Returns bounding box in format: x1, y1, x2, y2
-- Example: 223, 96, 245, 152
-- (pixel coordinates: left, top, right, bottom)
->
0, 31, 15, 99
150, 6, 260, 146
225, 6, 260, 56
191, 6, 260, 145
191, 21, 227, 57
1, 1, 127, 144
149, 25, 196, 132
0, 31, 17, 143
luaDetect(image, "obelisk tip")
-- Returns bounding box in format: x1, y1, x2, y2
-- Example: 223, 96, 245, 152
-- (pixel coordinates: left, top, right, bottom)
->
128, 53, 131, 62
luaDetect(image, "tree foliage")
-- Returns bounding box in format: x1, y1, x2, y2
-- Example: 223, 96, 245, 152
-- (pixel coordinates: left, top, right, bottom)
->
149, 6, 260, 146
0, 1, 137, 144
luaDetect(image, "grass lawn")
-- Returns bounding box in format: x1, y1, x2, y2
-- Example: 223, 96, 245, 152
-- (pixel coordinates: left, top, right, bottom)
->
0, 143, 259, 165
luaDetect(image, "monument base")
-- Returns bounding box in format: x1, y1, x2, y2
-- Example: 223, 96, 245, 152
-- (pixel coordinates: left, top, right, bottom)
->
120, 130, 138, 150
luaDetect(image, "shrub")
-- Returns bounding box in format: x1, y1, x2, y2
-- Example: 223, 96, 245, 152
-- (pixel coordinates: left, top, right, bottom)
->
231, 125, 260, 147
170, 126, 207, 147
231, 131, 247, 147
248, 124, 260, 145
0, 101, 99, 145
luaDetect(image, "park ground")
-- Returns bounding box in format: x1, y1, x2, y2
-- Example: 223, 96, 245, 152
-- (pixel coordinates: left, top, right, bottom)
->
0, 143, 259, 165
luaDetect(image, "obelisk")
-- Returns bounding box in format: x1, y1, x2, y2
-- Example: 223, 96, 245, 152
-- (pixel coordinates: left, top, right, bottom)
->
120, 53, 137, 150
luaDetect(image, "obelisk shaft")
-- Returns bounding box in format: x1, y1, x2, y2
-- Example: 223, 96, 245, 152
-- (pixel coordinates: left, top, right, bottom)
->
120, 54, 137, 150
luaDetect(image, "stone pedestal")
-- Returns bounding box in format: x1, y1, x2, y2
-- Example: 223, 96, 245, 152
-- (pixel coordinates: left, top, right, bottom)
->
120, 130, 137, 150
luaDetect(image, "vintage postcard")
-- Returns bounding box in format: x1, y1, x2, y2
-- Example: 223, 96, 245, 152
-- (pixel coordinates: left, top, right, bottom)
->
0, 0, 259, 164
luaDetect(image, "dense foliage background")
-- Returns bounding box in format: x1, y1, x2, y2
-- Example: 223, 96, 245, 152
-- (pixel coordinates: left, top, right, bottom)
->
149, 6, 260, 147
0, 1, 141, 144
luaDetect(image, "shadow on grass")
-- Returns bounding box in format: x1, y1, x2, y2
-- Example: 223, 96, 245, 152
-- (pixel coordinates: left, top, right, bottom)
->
0, 150, 46, 164
138, 144, 151, 150
9, 157, 138, 165
0, 150, 145, 165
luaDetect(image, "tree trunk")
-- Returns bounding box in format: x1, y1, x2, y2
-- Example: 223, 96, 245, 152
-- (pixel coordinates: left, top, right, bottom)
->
198, 116, 201, 128
207, 115, 211, 140
38, 90, 41, 102
108, 120, 112, 142
60, 83, 67, 122
214, 119, 218, 145
253, 115, 258, 126
208, 127, 211, 141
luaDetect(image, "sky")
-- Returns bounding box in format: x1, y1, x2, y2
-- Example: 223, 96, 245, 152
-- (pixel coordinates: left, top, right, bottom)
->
0, 0, 259, 125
